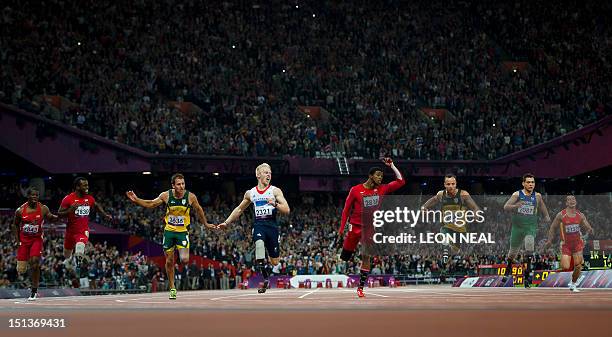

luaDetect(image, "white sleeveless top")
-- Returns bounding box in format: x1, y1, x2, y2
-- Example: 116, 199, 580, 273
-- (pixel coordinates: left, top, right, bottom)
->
249, 185, 277, 227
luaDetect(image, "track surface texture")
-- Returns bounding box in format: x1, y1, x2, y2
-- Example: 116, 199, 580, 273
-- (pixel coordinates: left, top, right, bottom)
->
1, 286, 611, 337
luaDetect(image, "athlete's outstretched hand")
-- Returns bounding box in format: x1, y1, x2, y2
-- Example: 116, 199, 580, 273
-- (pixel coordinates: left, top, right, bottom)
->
126, 191, 138, 203
382, 157, 393, 167
203, 223, 217, 230
216, 222, 228, 230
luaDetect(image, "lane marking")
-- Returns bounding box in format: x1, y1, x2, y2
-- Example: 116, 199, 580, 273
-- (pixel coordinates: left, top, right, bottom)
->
211, 293, 262, 301
298, 288, 320, 299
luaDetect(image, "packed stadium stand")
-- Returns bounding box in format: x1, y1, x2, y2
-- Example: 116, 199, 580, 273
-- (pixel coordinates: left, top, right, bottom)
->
1, 1, 609, 160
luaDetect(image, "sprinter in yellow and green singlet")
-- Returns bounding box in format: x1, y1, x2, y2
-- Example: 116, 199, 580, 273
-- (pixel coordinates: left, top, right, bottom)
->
421, 174, 481, 264
126, 173, 216, 299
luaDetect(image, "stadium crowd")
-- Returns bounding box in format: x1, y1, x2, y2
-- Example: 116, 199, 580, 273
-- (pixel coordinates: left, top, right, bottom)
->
1, 1, 610, 161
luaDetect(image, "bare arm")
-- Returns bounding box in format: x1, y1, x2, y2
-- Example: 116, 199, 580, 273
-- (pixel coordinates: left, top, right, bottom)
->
42, 205, 59, 222
461, 190, 481, 212
503, 192, 522, 212
536, 193, 551, 222
339, 188, 356, 235
220, 191, 252, 226
126, 190, 167, 209
580, 213, 594, 236
421, 191, 443, 211
546, 212, 563, 245
189, 193, 215, 229
271, 188, 290, 215
13, 208, 21, 244
95, 202, 113, 220
389, 162, 402, 180
383, 158, 405, 192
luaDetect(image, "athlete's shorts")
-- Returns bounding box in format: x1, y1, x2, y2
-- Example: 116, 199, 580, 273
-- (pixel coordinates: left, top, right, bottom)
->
440, 226, 465, 249
63, 230, 89, 250
509, 223, 537, 252
252, 225, 280, 258
163, 230, 189, 251
342, 223, 362, 252
441, 226, 467, 235
17, 237, 43, 261
561, 239, 584, 256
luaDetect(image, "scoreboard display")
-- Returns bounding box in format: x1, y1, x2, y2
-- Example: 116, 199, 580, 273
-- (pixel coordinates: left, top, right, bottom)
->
477, 265, 560, 286
532, 270, 556, 285
477, 264, 526, 286
586, 250, 611, 270
588, 240, 612, 269
478, 250, 610, 287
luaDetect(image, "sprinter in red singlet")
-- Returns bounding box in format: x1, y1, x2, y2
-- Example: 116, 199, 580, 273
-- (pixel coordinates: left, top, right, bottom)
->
545, 195, 594, 292
13, 187, 58, 300
335, 157, 404, 298
58, 177, 112, 269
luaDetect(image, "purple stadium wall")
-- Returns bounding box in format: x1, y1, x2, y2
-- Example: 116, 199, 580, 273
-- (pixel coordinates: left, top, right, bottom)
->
2, 104, 610, 178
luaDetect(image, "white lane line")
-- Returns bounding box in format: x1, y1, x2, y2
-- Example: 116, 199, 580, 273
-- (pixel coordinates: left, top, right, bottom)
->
363, 292, 389, 298
298, 288, 320, 299
339, 289, 390, 298
210, 293, 261, 301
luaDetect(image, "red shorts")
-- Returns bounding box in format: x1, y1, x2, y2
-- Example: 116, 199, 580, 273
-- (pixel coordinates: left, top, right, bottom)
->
64, 230, 89, 250
17, 237, 43, 261
343, 224, 362, 252
561, 239, 584, 256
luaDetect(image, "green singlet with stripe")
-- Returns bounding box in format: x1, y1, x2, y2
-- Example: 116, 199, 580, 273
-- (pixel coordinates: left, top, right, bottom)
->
509, 190, 538, 250
440, 189, 468, 233
164, 190, 191, 233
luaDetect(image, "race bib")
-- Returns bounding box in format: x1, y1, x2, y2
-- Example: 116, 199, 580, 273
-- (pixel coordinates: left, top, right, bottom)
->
565, 224, 580, 234
363, 195, 380, 208
255, 207, 273, 217
168, 215, 185, 226
22, 223, 39, 234
517, 204, 535, 215
75, 205, 90, 216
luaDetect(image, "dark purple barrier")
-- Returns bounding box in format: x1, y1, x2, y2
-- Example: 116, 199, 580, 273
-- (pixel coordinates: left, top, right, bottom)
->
0, 103, 151, 173
299, 176, 364, 191
124, 235, 164, 256
453, 275, 513, 287
3, 103, 610, 178
539, 270, 612, 288
247, 274, 399, 289
0, 288, 81, 299
87, 222, 164, 257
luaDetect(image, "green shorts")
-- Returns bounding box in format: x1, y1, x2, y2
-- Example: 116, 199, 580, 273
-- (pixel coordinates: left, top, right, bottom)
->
163, 230, 189, 251
441, 225, 467, 235
509, 223, 537, 252
440, 226, 464, 251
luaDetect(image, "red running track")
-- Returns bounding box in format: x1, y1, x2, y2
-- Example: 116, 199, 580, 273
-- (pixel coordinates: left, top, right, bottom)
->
1, 286, 611, 337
